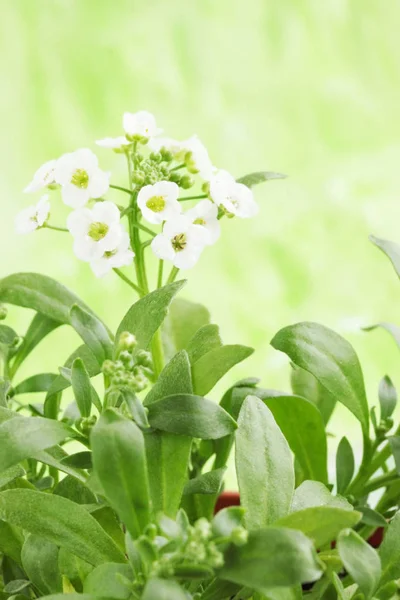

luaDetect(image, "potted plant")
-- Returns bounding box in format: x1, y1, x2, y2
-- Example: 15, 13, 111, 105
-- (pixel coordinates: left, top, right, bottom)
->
1, 111, 400, 599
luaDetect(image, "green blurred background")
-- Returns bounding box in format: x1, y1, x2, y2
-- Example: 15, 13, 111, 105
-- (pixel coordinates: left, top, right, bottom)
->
2, 0, 400, 479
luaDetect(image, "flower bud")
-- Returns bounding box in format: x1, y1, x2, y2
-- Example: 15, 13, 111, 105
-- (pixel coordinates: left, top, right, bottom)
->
231, 526, 248, 546
194, 518, 211, 540
119, 351, 133, 368
118, 331, 137, 352
169, 172, 181, 184
160, 149, 173, 162
102, 359, 115, 376
132, 171, 145, 185
180, 175, 195, 189
149, 152, 162, 163
144, 523, 158, 540
0, 304, 7, 321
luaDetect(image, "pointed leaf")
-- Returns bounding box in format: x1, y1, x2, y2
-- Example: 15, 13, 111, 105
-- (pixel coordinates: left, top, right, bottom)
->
142, 578, 189, 600
336, 437, 355, 494
291, 364, 336, 426
337, 529, 381, 599
271, 322, 369, 434
21, 535, 62, 595
144, 350, 192, 406
186, 324, 223, 364
379, 375, 397, 420
163, 296, 211, 359
71, 358, 92, 418
0, 489, 125, 565
46, 344, 101, 398
183, 468, 226, 496
379, 511, 400, 586
236, 396, 294, 528
70, 304, 113, 363
370, 235, 400, 280
13, 373, 58, 395
192, 344, 254, 396
83, 563, 133, 599
236, 171, 287, 187
290, 481, 352, 513
10, 313, 61, 376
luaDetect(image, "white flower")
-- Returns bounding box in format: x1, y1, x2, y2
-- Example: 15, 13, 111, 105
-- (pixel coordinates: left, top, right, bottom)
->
209, 170, 258, 218
15, 195, 50, 234
186, 199, 220, 245
123, 111, 162, 140
137, 181, 182, 225
24, 159, 57, 193
180, 136, 214, 181
54, 148, 110, 208
148, 137, 182, 155
151, 215, 208, 270
67, 201, 124, 262
96, 136, 132, 150
90, 231, 134, 278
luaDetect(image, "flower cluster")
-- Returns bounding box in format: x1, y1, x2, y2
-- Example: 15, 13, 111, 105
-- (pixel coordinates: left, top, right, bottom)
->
16, 110, 259, 280
102, 332, 154, 393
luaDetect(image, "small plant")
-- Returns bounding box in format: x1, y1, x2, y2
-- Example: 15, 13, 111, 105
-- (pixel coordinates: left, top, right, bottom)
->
2, 111, 400, 599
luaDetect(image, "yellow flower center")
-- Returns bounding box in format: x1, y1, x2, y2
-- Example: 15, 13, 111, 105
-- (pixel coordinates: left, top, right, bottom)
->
71, 169, 90, 189
172, 233, 187, 252
193, 218, 206, 225
104, 249, 117, 258
88, 222, 109, 241
146, 195, 166, 213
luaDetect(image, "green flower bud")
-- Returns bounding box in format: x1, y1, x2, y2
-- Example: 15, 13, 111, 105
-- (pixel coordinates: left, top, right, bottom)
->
207, 545, 224, 568
119, 351, 133, 368
144, 523, 158, 540
118, 332, 137, 352
136, 153, 144, 163
194, 518, 211, 540
160, 149, 173, 162
180, 174, 195, 189
201, 181, 210, 194
135, 350, 153, 368
169, 172, 182, 184
0, 304, 7, 321
102, 359, 115, 376
149, 152, 162, 163
132, 171, 145, 185
231, 526, 248, 546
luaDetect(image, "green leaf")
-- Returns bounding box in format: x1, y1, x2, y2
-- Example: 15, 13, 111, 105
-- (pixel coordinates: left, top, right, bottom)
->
59, 449, 92, 469
0, 465, 25, 489
0, 520, 24, 564
264, 394, 328, 484
21, 535, 62, 595
336, 437, 355, 494
162, 296, 211, 359
186, 324, 222, 364
3, 579, 31, 594
0, 324, 18, 346
91, 409, 151, 539
364, 322, 400, 351
144, 351, 193, 517
379, 375, 397, 420
142, 578, 189, 600
236, 396, 294, 528
337, 529, 381, 599
147, 393, 237, 439
70, 304, 113, 364
370, 235, 400, 280
0, 489, 125, 566
388, 436, 400, 474
54, 475, 96, 505
83, 563, 133, 599
359, 506, 388, 528
13, 373, 58, 395
0, 272, 97, 324
275, 506, 361, 547
144, 350, 192, 406
236, 171, 287, 187
71, 358, 92, 418
290, 481, 352, 513
45, 344, 101, 400
116, 280, 186, 349
192, 344, 254, 396
183, 467, 226, 496
212, 506, 246, 537
10, 313, 61, 377
379, 512, 400, 586
0, 377, 10, 407
220, 527, 322, 590
121, 388, 149, 429
271, 322, 369, 434
0, 414, 71, 472
290, 364, 336, 426
58, 548, 93, 593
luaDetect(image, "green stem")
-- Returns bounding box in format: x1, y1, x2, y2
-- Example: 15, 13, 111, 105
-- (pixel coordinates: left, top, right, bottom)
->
150, 330, 165, 378
179, 194, 208, 202
157, 260, 164, 288
170, 163, 186, 171
130, 222, 156, 237
44, 224, 68, 232
362, 470, 398, 495
110, 184, 133, 195
113, 268, 143, 295
166, 266, 180, 284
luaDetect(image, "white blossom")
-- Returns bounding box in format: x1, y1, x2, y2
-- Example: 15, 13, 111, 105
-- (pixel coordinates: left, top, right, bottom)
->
24, 159, 57, 193
186, 199, 220, 245
148, 137, 182, 155
96, 136, 132, 150
123, 111, 162, 140
67, 201, 123, 262
137, 181, 182, 225
151, 215, 208, 270
179, 136, 214, 181
90, 231, 134, 278
15, 195, 50, 234
54, 148, 110, 208
209, 170, 258, 218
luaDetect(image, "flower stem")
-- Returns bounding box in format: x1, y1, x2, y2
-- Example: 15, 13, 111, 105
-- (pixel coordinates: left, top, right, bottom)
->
130, 222, 156, 238
157, 260, 164, 288
44, 224, 68, 232
113, 268, 143, 295
110, 184, 133, 195
166, 266, 180, 284
179, 194, 208, 202
170, 163, 186, 171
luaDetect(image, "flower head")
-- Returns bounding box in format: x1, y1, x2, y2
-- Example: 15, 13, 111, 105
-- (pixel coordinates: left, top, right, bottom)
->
180, 136, 214, 181
15, 195, 50, 234
90, 231, 134, 278
67, 201, 123, 262
137, 181, 182, 225
123, 111, 162, 141
186, 199, 220, 245
209, 170, 258, 218
54, 148, 110, 208
151, 215, 208, 269
24, 159, 57, 193
96, 136, 132, 150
